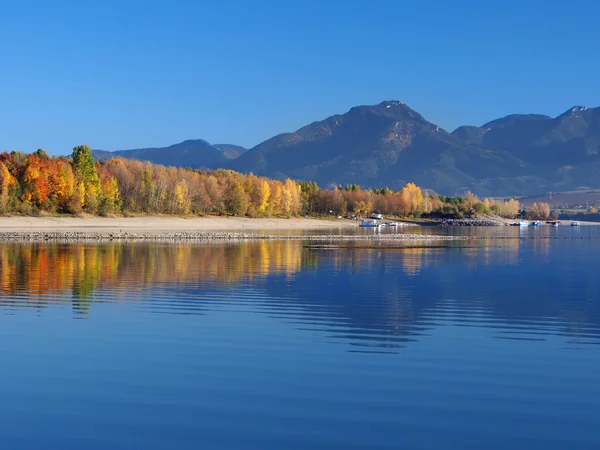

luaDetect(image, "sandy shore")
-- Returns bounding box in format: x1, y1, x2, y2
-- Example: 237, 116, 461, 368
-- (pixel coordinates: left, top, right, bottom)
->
0, 216, 357, 233
0, 216, 450, 242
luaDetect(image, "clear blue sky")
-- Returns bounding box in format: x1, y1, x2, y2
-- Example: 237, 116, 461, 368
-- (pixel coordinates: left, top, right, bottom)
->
1, 0, 598, 154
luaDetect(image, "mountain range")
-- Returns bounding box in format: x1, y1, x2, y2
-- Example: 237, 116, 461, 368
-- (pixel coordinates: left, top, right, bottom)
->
92, 101, 600, 196
93, 139, 247, 169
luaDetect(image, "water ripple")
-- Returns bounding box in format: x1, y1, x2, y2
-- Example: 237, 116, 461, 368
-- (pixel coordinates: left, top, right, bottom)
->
1, 239, 600, 449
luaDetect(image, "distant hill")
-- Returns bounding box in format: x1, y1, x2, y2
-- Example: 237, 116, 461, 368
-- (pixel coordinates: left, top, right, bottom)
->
229, 101, 528, 195
451, 106, 600, 194
91, 102, 600, 196
452, 107, 600, 166
92, 140, 246, 169
230, 102, 599, 195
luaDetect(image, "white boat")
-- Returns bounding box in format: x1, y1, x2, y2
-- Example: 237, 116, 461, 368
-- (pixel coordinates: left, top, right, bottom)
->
550, 221, 560, 227
571, 221, 581, 226
359, 219, 380, 228
384, 222, 399, 227
529, 221, 540, 227
518, 221, 529, 227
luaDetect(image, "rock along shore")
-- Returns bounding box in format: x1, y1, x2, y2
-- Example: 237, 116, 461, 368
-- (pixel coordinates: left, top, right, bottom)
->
439, 215, 511, 227
0, 231, 465, 242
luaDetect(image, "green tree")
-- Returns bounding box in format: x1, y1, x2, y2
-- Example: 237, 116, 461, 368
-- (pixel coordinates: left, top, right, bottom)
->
72, 145, 101, 212
35, 148, 50, 160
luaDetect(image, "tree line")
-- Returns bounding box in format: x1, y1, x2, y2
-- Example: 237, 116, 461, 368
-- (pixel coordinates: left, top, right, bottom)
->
0, 146, 552, 219
0, 146, 302, 217
301, 184, 551, 220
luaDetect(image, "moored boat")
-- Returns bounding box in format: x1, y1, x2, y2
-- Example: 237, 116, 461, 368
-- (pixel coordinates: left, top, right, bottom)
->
359, 219, 381, 228
519, 221, 529, 227
571, 221, 581, 226
529, 220, 540, 227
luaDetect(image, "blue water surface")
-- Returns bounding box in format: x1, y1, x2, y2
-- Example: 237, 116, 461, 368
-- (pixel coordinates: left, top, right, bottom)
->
1, 229, 599, 450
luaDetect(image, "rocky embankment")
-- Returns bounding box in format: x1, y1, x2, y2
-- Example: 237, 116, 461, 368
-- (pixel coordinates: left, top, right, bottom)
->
0, 231, 465, 242
439, 215, 510, 227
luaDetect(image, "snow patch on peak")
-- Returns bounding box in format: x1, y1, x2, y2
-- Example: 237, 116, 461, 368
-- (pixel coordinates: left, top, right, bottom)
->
383, 101, 405, 107
571, 106, 588, 113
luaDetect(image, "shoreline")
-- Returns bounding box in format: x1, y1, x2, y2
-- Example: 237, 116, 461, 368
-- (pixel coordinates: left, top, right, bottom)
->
0, 216, 449, 242
0, 231, 459, 243
0, 216, 597, 242
0, 216, 359, 233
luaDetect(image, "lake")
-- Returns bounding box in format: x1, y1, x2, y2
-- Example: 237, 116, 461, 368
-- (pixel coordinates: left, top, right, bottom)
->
1, 227, 599, 449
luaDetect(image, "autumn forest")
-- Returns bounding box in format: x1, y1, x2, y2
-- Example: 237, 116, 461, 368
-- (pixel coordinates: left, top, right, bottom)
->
0, 146, 552, 220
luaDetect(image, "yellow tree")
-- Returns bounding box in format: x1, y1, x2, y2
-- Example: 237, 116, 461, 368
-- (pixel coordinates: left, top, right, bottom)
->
461, 191, 479, 214
527, 202, 541, 219
100, 175, 121, 214
353, 200, 372, 217
204, 174, 224, 214
258, 180, 271, 216
400, 183, 423, 215
398, 189, 410, 216
538, 202, 551, 219
421, 194, 432, 214
0, 161, 16, 212
270, 181, 283, 216
281, 181, 293, 216
494, 198, 521, 218
225, 178, 249, 216
284, 179, 301, 216
507, 199, 521, 218
47, 159, 75, 211
483, 198, 491, 211
173, 179, 191, 214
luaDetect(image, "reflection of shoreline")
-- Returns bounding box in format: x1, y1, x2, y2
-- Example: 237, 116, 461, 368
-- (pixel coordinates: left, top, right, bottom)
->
1, 240, 599, 352
0, 238, 532, 302
0, 242, 307, 301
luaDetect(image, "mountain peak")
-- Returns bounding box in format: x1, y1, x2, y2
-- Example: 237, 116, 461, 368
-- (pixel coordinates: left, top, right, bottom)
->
350, 100, 407, 112
556, 105, 596, 121
379, 100, 406, 108
346, 100, 426, 123
569, 105, 589, 113
482, 113, 551, 129
174, 139, 212, 147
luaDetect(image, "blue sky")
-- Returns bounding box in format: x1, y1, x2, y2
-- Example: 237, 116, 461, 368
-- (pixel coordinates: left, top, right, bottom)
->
1, 0, 598, 154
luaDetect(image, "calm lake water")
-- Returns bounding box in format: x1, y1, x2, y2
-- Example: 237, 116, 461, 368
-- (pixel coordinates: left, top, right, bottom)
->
1, 227, 600, 449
